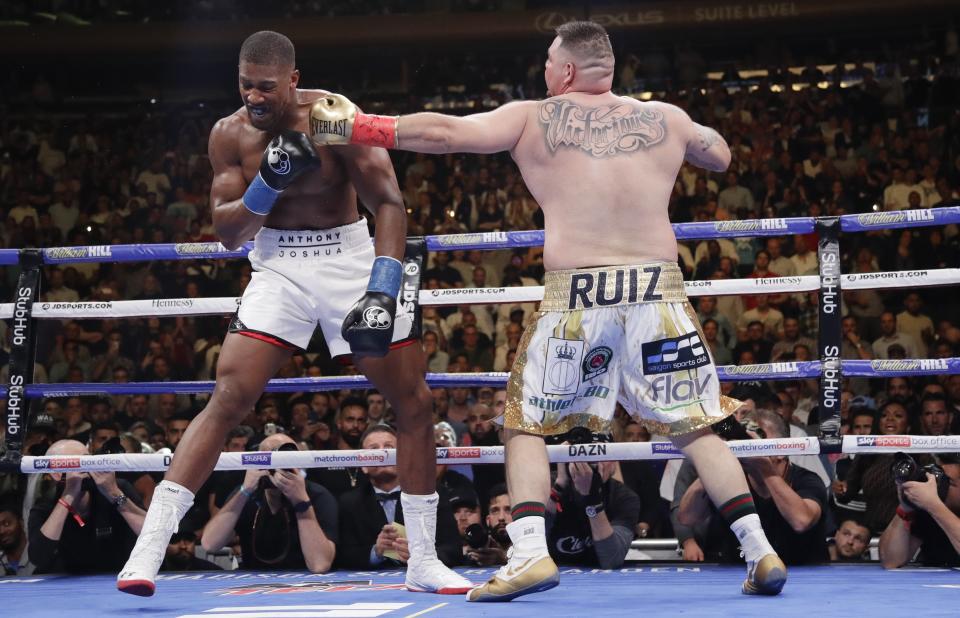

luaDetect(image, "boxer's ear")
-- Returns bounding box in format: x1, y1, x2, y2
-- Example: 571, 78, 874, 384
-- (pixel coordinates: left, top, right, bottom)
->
290, 69, 300, 89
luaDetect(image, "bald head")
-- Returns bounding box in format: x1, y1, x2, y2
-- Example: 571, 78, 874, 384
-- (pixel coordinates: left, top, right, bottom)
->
47, 439, 86, 456
258, 433, 297, 451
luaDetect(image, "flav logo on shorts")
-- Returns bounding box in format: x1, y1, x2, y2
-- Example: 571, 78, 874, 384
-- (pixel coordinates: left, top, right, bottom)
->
642, 333, 710, 375
650, 374, 712, 410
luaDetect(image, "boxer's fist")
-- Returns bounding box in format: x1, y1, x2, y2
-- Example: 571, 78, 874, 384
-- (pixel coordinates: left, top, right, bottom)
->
242, 130, 319, 216
309, 94, 358, 146
260, 130, 319, 191
341, 292, 397, 358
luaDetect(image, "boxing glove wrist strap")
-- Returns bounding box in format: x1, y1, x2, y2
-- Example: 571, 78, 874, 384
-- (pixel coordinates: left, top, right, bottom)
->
242, 173, 281, 216
350, 112, 399, 149
368, 256, 403, 297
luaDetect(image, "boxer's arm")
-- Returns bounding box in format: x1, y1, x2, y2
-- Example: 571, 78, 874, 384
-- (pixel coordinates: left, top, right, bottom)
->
311, 94, 531, 155
338, 145, 406, 260
684, 122, 731, 173
396, 101, 533, 154
208, 119, 264, 251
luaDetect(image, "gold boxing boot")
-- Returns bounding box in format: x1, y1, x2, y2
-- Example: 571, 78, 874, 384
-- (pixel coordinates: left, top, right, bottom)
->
742, 553, 787, 595
466, 548, 560, 602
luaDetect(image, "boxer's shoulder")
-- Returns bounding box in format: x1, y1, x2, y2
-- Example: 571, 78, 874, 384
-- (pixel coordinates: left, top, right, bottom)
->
208, 110, 249, 159
296, 88, 335, 105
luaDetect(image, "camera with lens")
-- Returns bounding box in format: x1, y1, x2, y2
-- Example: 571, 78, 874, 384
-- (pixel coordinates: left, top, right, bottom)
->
711, 416, 766, 441
96, 436, 126, 456
464, 523, 489, 550
256, 441, 300, 492
891, 452, 949, 509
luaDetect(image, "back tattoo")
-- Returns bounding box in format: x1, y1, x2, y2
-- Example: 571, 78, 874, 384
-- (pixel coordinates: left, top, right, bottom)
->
538, 100, 667, 157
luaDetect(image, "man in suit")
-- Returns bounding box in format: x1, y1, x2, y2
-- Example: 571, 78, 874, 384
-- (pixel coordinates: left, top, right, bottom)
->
337, 425, 462, 569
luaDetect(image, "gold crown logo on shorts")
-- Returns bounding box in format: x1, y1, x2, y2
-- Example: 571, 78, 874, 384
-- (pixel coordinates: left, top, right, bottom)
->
555, 342, 577, 360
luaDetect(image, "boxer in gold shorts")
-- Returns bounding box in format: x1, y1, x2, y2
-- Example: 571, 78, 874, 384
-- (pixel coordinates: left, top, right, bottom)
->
310, 20, 787, 602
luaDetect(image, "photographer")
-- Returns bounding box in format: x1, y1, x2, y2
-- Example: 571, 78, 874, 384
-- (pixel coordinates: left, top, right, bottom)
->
879, 454, 960, 568
201, 434, 337, 573
547, 437, 640, 569
677, 410, 828, 564
28, 439, 146, 574
462, 483, 512, 567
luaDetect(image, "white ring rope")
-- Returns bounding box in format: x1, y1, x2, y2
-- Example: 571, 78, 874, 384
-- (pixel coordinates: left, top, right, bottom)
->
20, 437, 821, 473
5, 269, 958, 319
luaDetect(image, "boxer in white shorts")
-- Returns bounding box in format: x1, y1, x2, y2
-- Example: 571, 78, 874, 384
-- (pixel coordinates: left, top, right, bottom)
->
118, 30, 472, 598
231, 218, 415, 355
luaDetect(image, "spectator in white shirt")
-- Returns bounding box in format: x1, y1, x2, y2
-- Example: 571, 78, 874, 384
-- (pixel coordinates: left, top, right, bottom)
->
872, 311, 920, 360
135, 158, 172, 205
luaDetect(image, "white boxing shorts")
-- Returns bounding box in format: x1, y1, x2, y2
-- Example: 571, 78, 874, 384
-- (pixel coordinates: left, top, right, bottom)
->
231, 218, 415, 356
501, 261, 738, 437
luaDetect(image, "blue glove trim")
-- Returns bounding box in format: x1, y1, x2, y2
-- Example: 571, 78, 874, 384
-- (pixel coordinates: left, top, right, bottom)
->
367, 256, 403, 297
242, 173, 281, 216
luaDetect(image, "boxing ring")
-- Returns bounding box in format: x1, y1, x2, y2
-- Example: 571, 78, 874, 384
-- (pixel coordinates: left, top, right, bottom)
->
3, 206, 960, 616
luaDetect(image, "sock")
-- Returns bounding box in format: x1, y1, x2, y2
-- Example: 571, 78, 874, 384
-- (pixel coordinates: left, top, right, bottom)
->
729, 513, 775, 562
152, 480, 195, 522
506, 517, 548, 558
400, 492, 439, 564
718, 493, 756, 525
511, 501, 545, 520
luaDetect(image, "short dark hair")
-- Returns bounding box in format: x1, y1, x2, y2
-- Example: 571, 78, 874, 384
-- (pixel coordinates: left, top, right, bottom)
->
0, 493, 22, 519
555, 21, 613, 60
227, 425, 255, 441
487, 483, 509, 508
168, 413, 193, 425
921, 392, 948, 408
91, 421, 119, 435
240, 30, 295, 67
339, 396, 368, 414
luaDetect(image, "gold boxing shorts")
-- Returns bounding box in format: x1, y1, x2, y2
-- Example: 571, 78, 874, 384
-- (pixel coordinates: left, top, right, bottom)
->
501, 261, 737, 437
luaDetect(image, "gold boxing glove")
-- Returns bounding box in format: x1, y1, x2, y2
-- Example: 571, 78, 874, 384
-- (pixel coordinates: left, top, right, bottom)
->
309, 93, 398, 149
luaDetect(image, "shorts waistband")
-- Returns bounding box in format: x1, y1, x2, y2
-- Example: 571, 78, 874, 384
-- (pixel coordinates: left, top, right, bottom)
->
254, 218, 372, 258
540, 261, 687, 311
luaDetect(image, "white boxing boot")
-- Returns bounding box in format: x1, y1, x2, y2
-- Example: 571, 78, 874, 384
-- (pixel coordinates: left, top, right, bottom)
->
401, 492, 473, 594
117, 481, 194, 596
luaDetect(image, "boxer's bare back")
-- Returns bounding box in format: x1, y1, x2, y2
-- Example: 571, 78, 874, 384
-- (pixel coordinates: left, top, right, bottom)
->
392, 92, 728, 271
509, 92, 725, 270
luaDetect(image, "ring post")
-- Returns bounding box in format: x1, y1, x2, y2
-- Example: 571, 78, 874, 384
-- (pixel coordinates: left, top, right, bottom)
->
1, 249, 43, 471
816, 218, 842, 453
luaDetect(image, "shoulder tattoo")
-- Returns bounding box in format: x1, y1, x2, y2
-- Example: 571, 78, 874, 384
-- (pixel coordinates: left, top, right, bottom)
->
697, 125, 721, 152
537, 101, 667, 157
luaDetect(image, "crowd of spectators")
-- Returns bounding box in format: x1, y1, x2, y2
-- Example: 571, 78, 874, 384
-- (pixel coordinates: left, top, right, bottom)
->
2, 27, 960, 577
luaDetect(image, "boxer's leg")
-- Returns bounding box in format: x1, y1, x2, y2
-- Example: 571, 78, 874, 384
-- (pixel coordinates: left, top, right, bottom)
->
357, 343, 472, 594
673, 429, 786, 595
118, 334, 292, 596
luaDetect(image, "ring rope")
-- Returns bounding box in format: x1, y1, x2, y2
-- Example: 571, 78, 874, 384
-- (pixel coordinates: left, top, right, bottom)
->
20, 437, 821, 473
4, 269, 959, 319
10, 205, 957, 267
22, 434, 960, 474
5, 358, 958, 399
